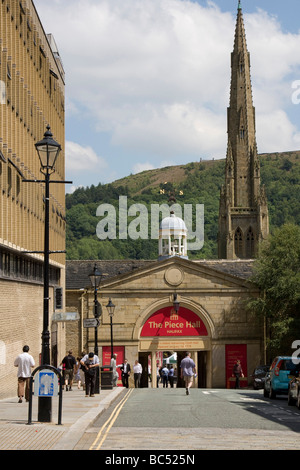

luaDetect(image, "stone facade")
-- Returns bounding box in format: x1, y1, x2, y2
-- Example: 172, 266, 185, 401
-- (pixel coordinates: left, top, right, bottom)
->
65, 258, 263, 389
0, 1, 66, 398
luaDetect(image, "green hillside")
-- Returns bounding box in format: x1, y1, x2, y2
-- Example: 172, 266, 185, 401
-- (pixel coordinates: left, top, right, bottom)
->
66, 151, 300, 260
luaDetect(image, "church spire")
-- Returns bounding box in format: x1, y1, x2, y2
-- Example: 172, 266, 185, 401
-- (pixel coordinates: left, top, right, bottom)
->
218, 4, 269, 260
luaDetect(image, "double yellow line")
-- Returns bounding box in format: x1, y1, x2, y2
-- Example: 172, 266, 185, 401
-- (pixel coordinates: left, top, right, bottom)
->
90, 389, 133, 450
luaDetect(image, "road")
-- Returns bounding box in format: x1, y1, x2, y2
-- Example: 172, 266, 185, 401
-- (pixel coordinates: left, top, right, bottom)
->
75, 388, 300, 451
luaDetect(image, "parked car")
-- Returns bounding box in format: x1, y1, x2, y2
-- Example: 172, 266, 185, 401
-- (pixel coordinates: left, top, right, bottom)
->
251, 365, 269, 390
288, 370, 300, 408
264, 356, 299, 399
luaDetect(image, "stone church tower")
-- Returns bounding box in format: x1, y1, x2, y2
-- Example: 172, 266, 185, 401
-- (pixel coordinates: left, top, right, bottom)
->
218, 2, 269, 259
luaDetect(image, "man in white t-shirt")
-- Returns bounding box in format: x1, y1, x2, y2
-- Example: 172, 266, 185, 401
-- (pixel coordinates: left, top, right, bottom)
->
14, 345, 35, 403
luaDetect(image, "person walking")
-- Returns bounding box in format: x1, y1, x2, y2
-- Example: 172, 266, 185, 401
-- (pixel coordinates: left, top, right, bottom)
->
162, 365, 169, 388
14, 345, 35, 403
133, 360, 142, 388
110, 354, 119, 387
168, 365, 175, 388
78, 351, 86, 391
232, 359, 244, 389
62, 350, 76, 391
180, 352, 196, 395
80, 351, 99, 395
82, 352, 99, 397
119, 359, 131, 388
156, 363, 161, 388
74, 357, 82, 389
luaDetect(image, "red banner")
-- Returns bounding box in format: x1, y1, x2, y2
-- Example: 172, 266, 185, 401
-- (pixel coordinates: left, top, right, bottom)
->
102, 346, 125, 387
141, 306, 208, 337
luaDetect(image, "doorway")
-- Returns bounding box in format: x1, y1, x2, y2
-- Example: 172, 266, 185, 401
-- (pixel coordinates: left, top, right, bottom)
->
138, 352, 150, 388
197, 351, 207, 388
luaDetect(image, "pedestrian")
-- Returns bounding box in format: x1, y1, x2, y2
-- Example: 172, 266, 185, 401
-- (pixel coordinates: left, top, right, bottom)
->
82, 352, 99, 397
62, 350, 76, 391
110, 353, 119, 387
156, 363, 161, 388
133, 360, 142, 388
74, 357, 82, 389
14, 345, 35, 403
180, 352, 196, 395
78, 351, 86, 390
162, 364, 169, 388
168, 365, 175, 388
232, 359, 244, 389
119, 359, 131, 388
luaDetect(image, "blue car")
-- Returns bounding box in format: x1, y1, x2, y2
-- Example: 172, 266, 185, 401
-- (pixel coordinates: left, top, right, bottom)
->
264, 356, 299, 399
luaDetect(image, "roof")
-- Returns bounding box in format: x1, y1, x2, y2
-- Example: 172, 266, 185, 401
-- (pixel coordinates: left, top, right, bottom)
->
66, 258, 255, 290
159, 213, 187, 233
66, 259, 157, 290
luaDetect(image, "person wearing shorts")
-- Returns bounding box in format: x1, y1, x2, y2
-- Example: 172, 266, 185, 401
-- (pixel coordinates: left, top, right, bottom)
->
180, 352, 196, 395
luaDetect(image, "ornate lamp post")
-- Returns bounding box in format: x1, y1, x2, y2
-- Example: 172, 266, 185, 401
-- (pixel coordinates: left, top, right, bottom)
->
106, 298, 115, 358
23, 126, 71, 422
35, 126, 61, 371
88, 264, 102, 393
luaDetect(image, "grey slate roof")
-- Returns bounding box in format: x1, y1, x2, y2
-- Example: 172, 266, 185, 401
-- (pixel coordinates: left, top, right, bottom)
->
66, 260, 157, 290
66, 258, 255, 290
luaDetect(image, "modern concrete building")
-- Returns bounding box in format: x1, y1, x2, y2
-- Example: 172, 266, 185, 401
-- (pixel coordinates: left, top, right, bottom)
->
0, 1, 66, 398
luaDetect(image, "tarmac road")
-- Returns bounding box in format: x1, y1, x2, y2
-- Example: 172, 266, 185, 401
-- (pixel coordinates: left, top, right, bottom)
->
75, 388, 300, 451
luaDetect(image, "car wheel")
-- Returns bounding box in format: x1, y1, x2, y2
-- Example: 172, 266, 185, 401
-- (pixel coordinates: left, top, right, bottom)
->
269, 385, 276, 399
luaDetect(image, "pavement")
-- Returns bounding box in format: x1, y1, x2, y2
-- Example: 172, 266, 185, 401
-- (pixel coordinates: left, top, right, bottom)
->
0, 386, 125, 451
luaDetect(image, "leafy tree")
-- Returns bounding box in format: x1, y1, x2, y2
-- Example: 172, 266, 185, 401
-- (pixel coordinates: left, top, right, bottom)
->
248, 224, 300, 360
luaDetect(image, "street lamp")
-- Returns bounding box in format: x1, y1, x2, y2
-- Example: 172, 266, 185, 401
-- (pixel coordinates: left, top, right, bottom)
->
106, 298, 115, 358
35, 125, 61, 170
89, 264, 102, 393
23, 126, 72, 422
36, 127, 60, 423
36, 127, 61, 372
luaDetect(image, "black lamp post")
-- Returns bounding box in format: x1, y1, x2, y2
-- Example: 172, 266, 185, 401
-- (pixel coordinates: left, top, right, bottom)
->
89, 264, 102, 393
36, 127, 61, 369
36, 126, 61, 423
22, 126, 72, 422
106, 298, 115, 358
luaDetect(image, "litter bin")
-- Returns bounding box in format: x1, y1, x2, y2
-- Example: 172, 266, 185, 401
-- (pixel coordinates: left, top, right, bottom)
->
100, 366, 113, 390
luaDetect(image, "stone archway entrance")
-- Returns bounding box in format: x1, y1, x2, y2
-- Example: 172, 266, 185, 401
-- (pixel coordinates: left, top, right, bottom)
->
138, 304, 212, 388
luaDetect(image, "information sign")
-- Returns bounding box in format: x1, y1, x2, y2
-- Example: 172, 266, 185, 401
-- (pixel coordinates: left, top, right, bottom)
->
34, 369, 59, 397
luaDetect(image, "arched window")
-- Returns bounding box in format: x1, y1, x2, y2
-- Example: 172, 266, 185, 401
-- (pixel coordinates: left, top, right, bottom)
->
234, 227, 243, 258
246, 227, 255, 258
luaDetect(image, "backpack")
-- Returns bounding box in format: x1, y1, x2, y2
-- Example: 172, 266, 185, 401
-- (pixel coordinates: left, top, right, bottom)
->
84, 360, 95, 376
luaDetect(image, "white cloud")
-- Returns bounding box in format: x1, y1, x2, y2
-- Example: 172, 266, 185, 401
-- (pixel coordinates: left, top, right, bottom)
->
65, 141, 107, 172
34, 0, 300, 174
132, 162, 155, 174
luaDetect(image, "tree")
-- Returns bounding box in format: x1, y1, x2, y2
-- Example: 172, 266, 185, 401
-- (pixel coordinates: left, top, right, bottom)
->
248, 224, 300, 359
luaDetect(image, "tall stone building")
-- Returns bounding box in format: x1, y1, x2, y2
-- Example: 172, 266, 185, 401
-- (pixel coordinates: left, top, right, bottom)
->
218, 2, 269, 259
0, 1, 66, 398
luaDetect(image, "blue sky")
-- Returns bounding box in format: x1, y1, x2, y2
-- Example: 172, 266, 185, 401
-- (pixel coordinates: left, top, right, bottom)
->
33, 0, 300, 193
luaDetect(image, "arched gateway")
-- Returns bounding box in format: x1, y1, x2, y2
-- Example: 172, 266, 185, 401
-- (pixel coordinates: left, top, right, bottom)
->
136, 300, 213, 388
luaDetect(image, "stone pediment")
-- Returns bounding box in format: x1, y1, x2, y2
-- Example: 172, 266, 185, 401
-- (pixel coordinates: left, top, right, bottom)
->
99, 257, 256, 293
